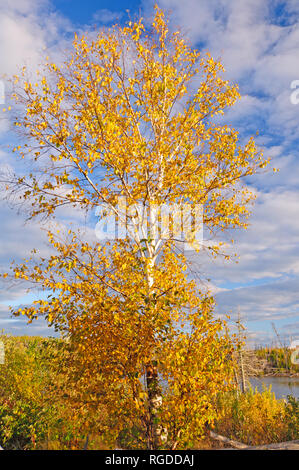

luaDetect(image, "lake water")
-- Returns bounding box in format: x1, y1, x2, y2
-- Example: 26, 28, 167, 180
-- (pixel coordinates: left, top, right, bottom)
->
249, 376, 299, 400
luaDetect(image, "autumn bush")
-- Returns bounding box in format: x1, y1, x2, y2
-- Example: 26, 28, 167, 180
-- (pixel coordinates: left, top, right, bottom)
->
213, 387, 299, 446
0, 334, 104, 449
0, 334, 146, 449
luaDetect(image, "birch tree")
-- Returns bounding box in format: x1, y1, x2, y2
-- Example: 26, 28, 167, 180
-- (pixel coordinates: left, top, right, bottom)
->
1, 6, 269, 449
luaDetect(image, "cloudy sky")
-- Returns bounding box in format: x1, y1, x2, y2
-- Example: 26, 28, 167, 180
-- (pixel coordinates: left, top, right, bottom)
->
0, 0, 299, 346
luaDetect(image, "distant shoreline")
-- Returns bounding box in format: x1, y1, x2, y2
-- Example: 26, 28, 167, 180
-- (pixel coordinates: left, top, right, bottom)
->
248, 372, 299, 378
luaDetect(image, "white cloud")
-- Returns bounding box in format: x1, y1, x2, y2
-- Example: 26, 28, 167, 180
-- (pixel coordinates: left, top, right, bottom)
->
0, 0, 72, 78
93, 9, 123, 24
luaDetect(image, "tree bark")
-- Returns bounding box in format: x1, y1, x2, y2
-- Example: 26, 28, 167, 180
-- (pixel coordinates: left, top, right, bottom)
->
146, 362, 163, 449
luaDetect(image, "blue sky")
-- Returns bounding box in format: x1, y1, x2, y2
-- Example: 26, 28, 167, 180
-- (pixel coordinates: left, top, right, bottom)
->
0, 0, 299, 346
52, 0, 138, 23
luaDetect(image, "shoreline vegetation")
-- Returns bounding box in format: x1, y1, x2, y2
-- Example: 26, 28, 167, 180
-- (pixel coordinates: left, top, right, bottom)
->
240, 348, 299, 378
0, 334, 298, 450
